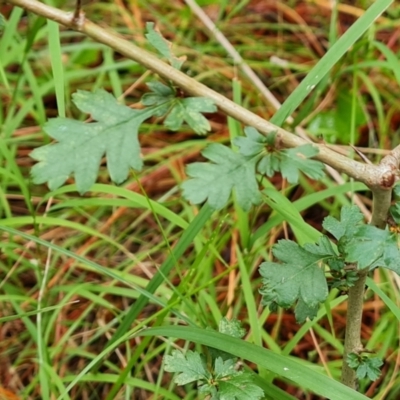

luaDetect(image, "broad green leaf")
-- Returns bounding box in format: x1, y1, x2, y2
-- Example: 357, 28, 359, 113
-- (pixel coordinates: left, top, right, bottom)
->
182, 143, 262, 211
31, 89, 153, 194
346, 225, 400, 272
259, 240, 329, 323
279, 145, 325, 183
141, 81, 175, 112
322, 205, 364, 240
347, 354, 383, 381
145, 22, 186, 70
257, 144, 325, 184
235, 127, 325, 184
164, 97, 217, 134
164, 350, 210, 385
215, 367, 264, 400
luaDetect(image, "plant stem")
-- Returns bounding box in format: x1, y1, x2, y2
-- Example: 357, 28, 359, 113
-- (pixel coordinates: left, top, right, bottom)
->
4, 0, 396, 188
340, 148, 398, 387
340, 269, 368, 388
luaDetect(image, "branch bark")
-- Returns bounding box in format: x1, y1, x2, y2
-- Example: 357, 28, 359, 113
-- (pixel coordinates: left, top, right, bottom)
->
5, 0, 398, 191
340, 146, 400, 388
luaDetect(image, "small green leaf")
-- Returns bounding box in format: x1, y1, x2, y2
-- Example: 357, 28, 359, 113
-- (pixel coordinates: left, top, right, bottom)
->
141, 81, 175, 107
182, 143, 262, 211
145, 22, 186, 70
234, 126, 275, 156
323, 205, 364, 241
31, 89, 153, 194
235, 128, 324, 183
164, 97, 217, 134
347, 354, 383, 381
218, 375, 264, 400
279, 145, 325, 183
345, 225, 389, 269
259, 240, 329, 322
164, 350, 210, 385
219, 317, 246, 339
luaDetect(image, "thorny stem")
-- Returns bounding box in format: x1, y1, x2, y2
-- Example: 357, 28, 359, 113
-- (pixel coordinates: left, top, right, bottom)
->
4, 0, 397, 190
5, 0, 400, 391
341, 146, 400, 389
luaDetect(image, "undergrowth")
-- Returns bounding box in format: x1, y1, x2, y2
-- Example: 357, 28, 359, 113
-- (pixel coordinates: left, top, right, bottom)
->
1, 1, 400, 399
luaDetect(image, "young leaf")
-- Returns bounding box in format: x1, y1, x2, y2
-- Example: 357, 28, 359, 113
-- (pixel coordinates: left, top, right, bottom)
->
181, 143, 262, 211
259, 239, 329, 323
141, 81, 176, 110
276, 145, 325, 183
356, 357, 383, 381
347, 354, 383, 381
198, 358, 264, 400
164, 97, 217, 135
346, 225, 400, 272
145, 22, 186, 70
214, 360, 264, 400
218, 317, 246, 339
323, 205, 364, 241
30, 89, 154, 194
234, 126, 275, 156
164, 350, 210, 385
235, 127, 325, 184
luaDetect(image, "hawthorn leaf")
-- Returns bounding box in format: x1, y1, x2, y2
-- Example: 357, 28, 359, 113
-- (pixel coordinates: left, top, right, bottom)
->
279, 145, 325, 183
145, 22, 186, 70
295, 298, 320, 324
303, 235, 337, 257
31, 89, 154, 194
347, 354, 383, 381
259, 239, 328, 322
346, 225, 400, 272
218, 317, 246, 339
217, 372, 264, 399
234, 126, 275, 156
345, 225, 388, 269
164, 97, 217, 134
164, 350, 210, 385
141, 81, 175, 110
182, 143, 262, 211
323, 205, 364, 240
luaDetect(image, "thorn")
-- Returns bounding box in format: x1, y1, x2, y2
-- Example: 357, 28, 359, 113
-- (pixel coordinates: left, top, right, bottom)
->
350, 144, 372, 165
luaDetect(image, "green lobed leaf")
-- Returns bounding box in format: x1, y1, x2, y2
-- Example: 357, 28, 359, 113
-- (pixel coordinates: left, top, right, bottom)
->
216, 371, 264, 399
145, 22, 186, 70
235, 127, 325, 184
164, 350, 210, 385
347, 354, 383, 381
218, 317, 246, 339
31, 89, 154, 194
141, 81, 175, 108
346, 225, 400, 272
164, 97, 217, 134
279, 145, 325, 183
234, 126, 275, 156
182, 143, 262, 211
259, 240, 329, 323
322, 205, 364, 241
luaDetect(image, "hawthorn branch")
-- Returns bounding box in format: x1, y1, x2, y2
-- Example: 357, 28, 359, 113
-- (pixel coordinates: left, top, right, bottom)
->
340, 145, 400, 388
5, 0, 398, 192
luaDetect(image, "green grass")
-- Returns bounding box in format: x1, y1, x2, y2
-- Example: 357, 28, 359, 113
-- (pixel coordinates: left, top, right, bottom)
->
1, 0, 400, 399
